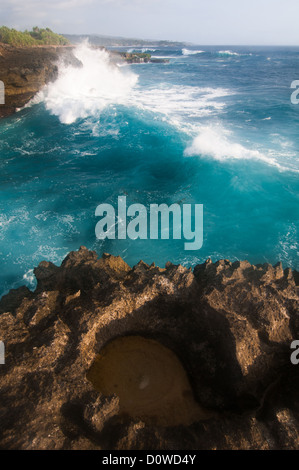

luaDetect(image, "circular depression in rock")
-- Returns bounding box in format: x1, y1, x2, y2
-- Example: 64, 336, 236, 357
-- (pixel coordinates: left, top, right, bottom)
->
87, 335, 209, 426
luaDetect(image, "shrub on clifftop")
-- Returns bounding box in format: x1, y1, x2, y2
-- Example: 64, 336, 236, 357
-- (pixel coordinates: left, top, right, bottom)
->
0, 26, 69, 46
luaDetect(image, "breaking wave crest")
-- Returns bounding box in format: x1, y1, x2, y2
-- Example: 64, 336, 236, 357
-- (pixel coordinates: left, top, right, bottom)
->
217, 50, 252, 57
35, 43, 231, 127
184, 125, 297, 172
33, 43, 297, 173
182, 48, 205, 56
218, 50, 240, 56
39, 42, 138, 124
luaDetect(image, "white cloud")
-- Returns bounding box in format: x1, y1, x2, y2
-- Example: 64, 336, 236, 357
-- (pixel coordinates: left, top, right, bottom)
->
1, 0, 299, 45
1, 0, 96, 30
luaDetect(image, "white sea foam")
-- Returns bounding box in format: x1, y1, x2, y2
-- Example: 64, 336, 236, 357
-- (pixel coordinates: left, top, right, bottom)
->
131, 85, 231, 122
0, 214, 16, 240
127, 48, 157, 53
218, 50, 240, 56
36, 43, 231, 127
185, 126, 260, 159
182, 48, 205, 56
217, 50, 253, 57
151, 55, 175, 59
39, 42, 138, 124
34, 44, 297, 173
184, 125, 296, 171
0, 214, 15, 229
22, 269, 35, 287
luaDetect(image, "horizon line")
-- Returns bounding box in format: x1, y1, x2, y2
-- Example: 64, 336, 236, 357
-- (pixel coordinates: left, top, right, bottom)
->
61, 33, 299, 48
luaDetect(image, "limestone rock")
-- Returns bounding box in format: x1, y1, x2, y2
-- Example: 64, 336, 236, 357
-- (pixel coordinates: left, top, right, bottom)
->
0, 44, 81, 117
0, 247, 298, 449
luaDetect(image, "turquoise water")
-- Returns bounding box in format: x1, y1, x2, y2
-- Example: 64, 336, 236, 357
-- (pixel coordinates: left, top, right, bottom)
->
0, 44, 298, 296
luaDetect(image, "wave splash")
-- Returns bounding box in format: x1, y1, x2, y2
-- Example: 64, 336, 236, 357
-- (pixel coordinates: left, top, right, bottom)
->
36, 43, 230, 127
184, 125, 295, 171
127, 48, 157, 53
182, 48, 205, 56
132, 86, 230, 123
218, 50, 240, 56
33, 44, 296, 173
40, 42, 138, 124
217, 50, 252, 57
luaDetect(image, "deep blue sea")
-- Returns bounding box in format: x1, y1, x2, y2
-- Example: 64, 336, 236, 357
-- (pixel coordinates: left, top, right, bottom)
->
0, 44, 298, 297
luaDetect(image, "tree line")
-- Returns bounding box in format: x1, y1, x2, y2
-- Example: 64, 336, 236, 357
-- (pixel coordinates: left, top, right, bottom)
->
0, 26, 70, 46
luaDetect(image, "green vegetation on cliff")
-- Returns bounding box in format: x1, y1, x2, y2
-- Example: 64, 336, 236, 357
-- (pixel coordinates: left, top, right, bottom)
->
0, 26, 69, 46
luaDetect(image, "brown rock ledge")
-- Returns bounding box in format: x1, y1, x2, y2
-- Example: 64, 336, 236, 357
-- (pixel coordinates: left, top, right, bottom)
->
0, 247, 298, 450
0, 44, 80, 118
0, 44, 161, 118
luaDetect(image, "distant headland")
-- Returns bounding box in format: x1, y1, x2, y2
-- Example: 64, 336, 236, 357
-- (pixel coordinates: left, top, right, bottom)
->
63, 32, 186, 49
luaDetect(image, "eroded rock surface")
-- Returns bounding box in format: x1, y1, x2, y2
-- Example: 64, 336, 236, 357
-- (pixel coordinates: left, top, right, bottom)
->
87, 335, 210, 427
0, 44, 80, 117
0, 44, 160, 118
0, 247, 298, 449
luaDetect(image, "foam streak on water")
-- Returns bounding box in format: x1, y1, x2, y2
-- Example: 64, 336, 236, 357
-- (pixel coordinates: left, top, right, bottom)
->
0, 43, 299, 297
37, 43, 299, 173
40, 43, 138, 124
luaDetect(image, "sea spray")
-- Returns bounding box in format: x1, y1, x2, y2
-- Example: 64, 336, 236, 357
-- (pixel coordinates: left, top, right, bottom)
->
26, 44, 298, 174
184, 125, 295, 171
218, 50, 240, 56
1, 44, 298, 300
42, 42, 138, 124
35, 43, 231, 127
184, 125, 264, 161
182, 48, 205, 56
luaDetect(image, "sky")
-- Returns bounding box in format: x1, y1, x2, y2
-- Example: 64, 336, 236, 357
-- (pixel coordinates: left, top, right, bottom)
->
1, 0, 299, 45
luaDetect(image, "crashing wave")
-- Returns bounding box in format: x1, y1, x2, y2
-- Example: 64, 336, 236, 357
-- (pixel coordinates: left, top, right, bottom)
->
39, 42, 138, 124
184, 125, 296, 172
218, 50, 240, 56
182, 48, 205, 56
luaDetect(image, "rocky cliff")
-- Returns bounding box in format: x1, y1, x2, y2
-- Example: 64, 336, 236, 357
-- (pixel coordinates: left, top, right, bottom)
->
0, 247, 298, 450
0, 44, 162, 118
0, 44, 81, 118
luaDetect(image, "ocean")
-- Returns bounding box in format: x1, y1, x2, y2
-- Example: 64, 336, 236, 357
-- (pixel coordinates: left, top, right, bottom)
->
0, 43, 298, 297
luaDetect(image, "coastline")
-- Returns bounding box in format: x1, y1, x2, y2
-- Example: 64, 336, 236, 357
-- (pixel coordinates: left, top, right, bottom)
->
0, 43, 168, 118
0, 43, 76, 118
0, 247, 298, 449
0, 40, 298, 450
